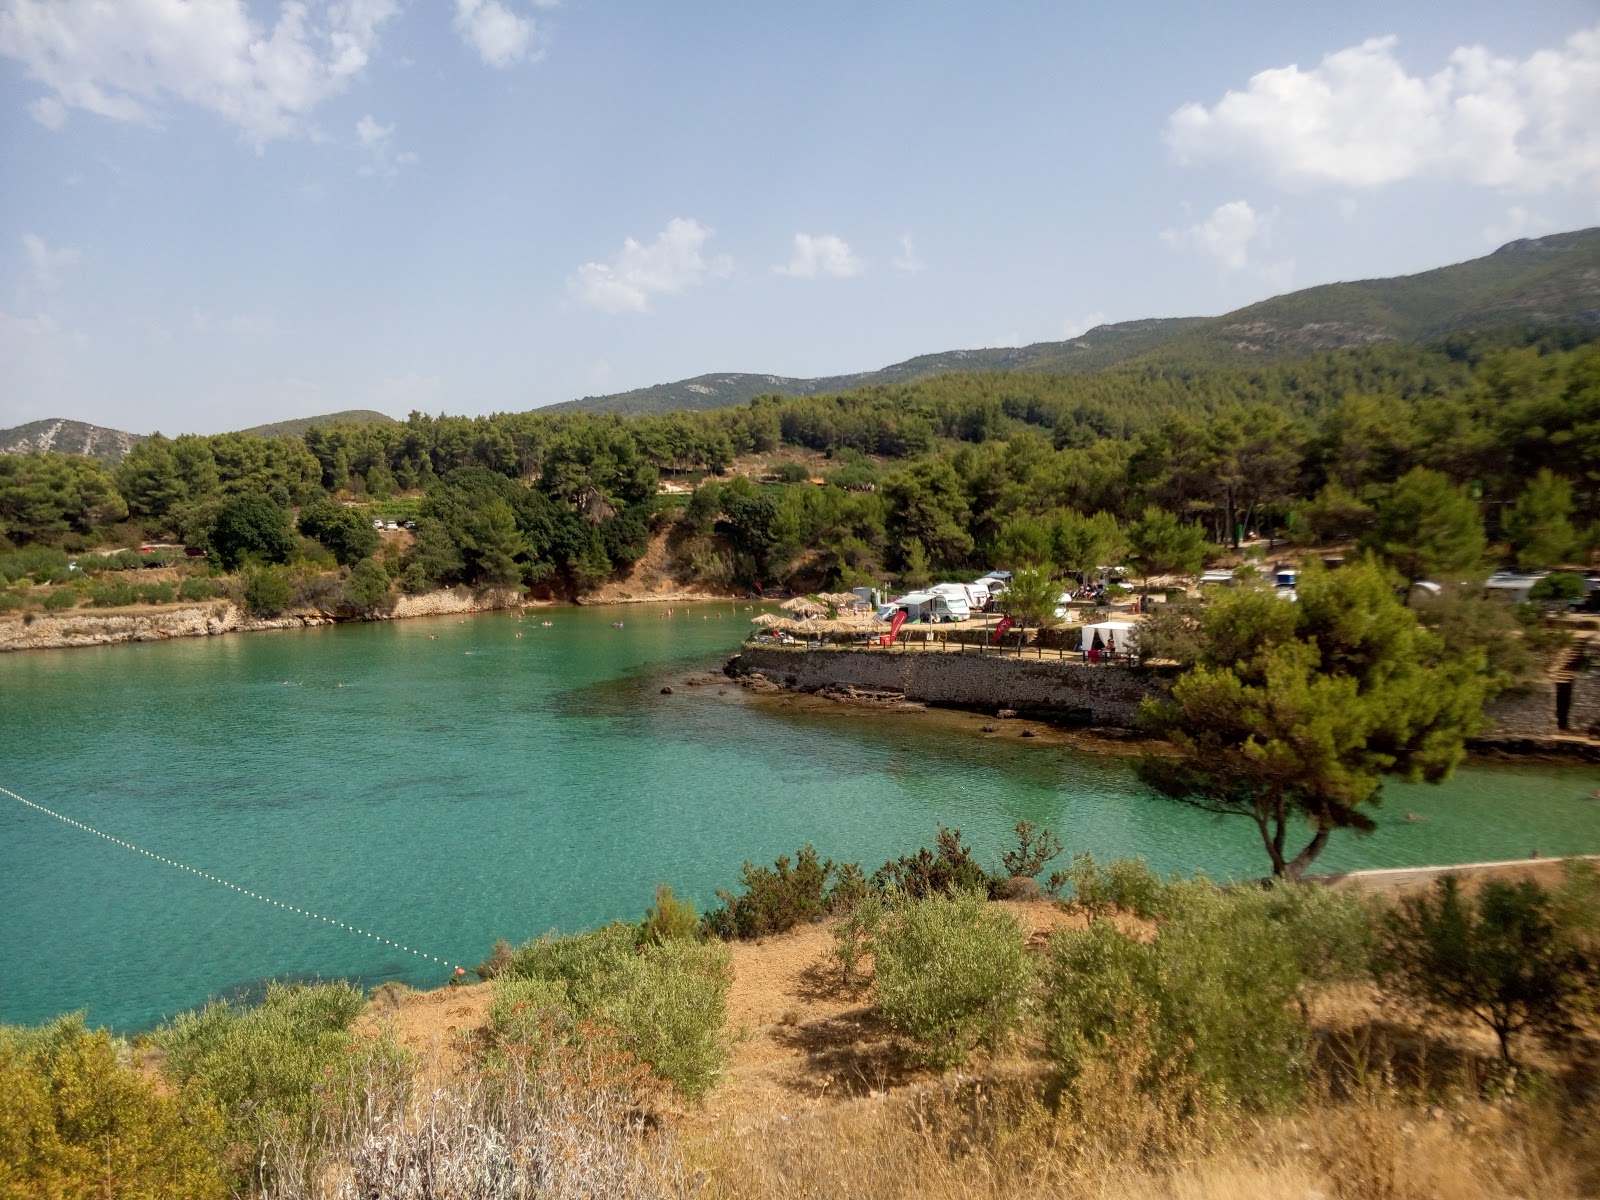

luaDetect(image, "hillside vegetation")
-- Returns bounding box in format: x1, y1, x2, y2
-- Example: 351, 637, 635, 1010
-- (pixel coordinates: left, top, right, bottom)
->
552, 228, 1600, 415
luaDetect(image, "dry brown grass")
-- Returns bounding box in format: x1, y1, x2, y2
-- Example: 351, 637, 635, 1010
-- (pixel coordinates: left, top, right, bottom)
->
685, 1078, 1593, 1200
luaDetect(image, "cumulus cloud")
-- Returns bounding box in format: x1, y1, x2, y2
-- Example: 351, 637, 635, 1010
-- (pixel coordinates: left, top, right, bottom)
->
355, 114, 417, 177
775, 233, 863, 279
1161, 200, 1290, 280
454, 0, 544, 68
1166, 26, 1600, 193
567, 218, 732, 314
892, 233, 926, 273
0, 0, 399, 145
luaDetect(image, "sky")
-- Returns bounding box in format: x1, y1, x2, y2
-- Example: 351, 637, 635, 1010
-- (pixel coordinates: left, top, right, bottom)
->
2, 1, 1599, 436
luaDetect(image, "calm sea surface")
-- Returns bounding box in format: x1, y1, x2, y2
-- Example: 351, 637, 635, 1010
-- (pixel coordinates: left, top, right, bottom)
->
3, 603, 1598, 1031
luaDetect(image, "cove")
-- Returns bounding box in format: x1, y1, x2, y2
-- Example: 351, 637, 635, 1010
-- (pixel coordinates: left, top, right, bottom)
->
2, 602, 1598, 1033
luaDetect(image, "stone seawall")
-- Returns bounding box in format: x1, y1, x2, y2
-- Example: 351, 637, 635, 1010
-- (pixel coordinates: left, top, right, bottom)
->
0, 587, 526, 653
728, 646, 1171, 727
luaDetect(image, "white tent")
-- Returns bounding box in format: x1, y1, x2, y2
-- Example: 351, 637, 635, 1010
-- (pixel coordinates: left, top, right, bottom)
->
1081, 620, 1138, 656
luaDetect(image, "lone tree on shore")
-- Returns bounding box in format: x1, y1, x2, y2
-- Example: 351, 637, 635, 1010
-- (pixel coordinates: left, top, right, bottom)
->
1137, 558, 1491, 880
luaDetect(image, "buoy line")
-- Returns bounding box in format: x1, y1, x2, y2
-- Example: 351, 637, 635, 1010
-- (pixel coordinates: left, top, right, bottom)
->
1, 784, 463, 975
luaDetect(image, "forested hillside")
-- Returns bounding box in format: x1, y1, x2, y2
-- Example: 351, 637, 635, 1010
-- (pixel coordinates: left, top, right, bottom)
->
551, 229, 1600, 415
2, 327, 1596, 620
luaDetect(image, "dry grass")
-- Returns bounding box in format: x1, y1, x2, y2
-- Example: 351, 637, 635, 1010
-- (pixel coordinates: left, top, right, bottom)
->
685, 1077, 1593, 1200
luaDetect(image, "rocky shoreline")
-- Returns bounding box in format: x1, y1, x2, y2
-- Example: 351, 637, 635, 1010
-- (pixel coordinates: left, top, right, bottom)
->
0, 586, 531, 653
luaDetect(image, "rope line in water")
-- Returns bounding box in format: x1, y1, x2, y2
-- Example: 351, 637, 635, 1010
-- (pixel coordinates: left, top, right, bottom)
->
0, 784, 462, 973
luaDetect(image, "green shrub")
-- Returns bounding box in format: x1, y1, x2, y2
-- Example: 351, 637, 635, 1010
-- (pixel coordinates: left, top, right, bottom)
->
243, 566, 293, 615
500, 924, 731, 1098
0, 1015, 227, 1200
153, 981, 409, 1154
135, 580, 176, 604
1055, 851, 1170, 919
640, 884, 700, 945
88, 581, 137, 607
873, 891, 1032, 1068
873, 826, 993, 900
833, 889, 887, 986
0, 591, 23, 610
487, 976, 573, 1052
703, 845, 857, 939
344, 556, 393, 610
178, 576, 221, 601
1375, 874, 1594, 1065
999, 819, 1063, 880
0, 546, 70, 583
42, 587, 76, 611
1044, 879, 1322, 1111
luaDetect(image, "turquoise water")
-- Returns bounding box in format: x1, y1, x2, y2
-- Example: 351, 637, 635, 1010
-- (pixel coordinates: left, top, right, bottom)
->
2, 603, 1598, 1032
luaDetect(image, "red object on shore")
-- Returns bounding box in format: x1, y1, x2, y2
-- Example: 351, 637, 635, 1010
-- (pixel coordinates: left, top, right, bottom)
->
887, 609, 908, 642
992, 615, 1014, 643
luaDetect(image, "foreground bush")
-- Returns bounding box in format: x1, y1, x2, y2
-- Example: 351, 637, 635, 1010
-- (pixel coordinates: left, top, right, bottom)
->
872, 826, 992, 900
702, 845, 861, 939
0, 1014, 226, 1199
1376, 869, 1596, 1064
873, 891, 1032, 1068
1045, 879, 1369, 1113
153, 981, 409, 1164
499, 924, 731, 1098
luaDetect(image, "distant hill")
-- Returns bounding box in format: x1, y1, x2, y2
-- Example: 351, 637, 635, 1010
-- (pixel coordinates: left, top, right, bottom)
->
550, 228, 1600, 415
0, 419, 145, 463
232, 410, 398, 439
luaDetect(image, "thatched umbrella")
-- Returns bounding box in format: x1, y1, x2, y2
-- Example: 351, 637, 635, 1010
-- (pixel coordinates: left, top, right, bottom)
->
750, 613, 780, 626
781, 597, 825, 616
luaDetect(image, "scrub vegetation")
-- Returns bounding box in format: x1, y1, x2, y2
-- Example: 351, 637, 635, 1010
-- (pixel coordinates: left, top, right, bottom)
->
2, 835, 1597, 1198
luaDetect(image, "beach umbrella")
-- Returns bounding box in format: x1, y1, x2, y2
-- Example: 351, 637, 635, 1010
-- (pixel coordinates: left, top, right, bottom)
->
781, 597, 825, 615
750, 613, 780, 626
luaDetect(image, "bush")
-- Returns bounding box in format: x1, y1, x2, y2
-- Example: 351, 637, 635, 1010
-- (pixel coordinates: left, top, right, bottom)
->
487, 976, 573, 1054
88, 581, 137, 607
999, 819, 1063, 879
499, 924, 731, 1098
703, 845, 859, 939
178, 576, 221, 601
1044, 878, 1330, 1112
1054, 851, 1170, 919
135, 580, 176, 604
833, 889, 887, 986
0, 1015, 227, 1199
0, 591, 23, 610
0, 546, 70, 583
1375, 874, 1594, 1065
344, 556, 393, 610
243, 566, 293, 616
152, 981, 408, 1157
42, 587, 76, 611
873, 891, 1032, 1068
873, 826, 993, 900
640, 884, 700, 945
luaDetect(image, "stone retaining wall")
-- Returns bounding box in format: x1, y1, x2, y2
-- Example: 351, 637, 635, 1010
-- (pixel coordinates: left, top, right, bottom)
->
728, 645, 1170, 727
1482, 682, 1561, 737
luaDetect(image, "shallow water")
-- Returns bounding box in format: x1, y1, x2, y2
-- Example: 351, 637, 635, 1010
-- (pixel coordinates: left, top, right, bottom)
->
2, 603, 1597, 1031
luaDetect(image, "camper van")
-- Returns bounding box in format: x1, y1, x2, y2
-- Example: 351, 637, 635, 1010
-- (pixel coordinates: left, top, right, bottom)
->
889, 590, 970, 623
930, 582, 983, 610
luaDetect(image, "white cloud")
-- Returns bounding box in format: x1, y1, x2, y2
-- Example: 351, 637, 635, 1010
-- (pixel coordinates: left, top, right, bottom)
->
892, 233, 926, 273
567, 218, 732, 314
1062, 312, 1106, 340
355, 113, 417, 177
775, 233, 862, 279
1166, 26, 1600, 193
0, 0, 399, 146
22, 233, 81, 291
454, 0, 543, 68
1161, 200, 1291, 279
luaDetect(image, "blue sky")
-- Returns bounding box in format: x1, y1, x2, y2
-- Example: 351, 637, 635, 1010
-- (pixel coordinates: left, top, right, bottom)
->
2, 1, 1598, 435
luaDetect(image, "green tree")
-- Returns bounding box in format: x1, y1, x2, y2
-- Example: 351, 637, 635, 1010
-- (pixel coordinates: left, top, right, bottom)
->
1128, 506, 1208, 591
1001, 564, 1061, 627
115, 435, 188, 525
345, 557, 393, 609
1051, 510, 1126, 583
993, 515, 1053, 567
1504, 468, 1578, 570
205, 493, 296, 571
1376, 875, 1593, 1064
1364, 467, 1485, 589
1138, 560, 1491, 879
459, 498, 529, 586
296, 499, 380, 566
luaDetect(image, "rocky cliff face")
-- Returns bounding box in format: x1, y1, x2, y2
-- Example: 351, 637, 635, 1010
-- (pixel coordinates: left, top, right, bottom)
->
0, 588, 526, 652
